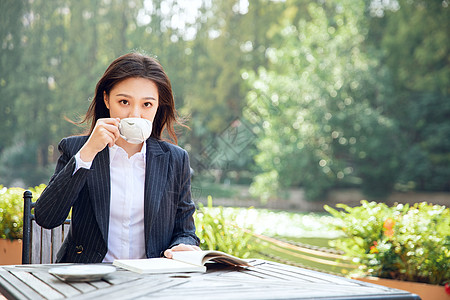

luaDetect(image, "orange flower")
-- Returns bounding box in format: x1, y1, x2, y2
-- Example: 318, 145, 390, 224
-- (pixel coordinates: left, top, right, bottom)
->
370, 245, 379, 254
383, 218, 395, 238
383, 218, 395, 230
384, 228, 394, 238
370, 241, 379, 253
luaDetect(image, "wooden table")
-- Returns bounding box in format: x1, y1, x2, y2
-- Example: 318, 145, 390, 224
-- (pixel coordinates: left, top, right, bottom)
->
0, 259, 420, 300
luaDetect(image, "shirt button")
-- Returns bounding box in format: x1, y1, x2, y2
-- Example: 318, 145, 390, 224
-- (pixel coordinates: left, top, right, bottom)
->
75, 245, 83, 254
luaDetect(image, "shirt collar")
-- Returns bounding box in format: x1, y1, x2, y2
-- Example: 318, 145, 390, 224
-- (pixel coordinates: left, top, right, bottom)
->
109, 142, 146, 164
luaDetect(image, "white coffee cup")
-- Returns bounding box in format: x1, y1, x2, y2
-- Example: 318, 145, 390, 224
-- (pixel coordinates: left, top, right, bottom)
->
118, 118, 152, 144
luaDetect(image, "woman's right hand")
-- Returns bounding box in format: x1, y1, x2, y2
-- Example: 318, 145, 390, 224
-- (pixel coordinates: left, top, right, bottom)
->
79, 118, 120, 162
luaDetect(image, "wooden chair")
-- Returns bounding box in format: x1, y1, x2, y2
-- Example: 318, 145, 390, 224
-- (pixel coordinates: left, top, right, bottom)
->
22, 191, 70, 264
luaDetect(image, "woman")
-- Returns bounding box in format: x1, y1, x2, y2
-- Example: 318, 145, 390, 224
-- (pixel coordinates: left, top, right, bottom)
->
35, 52, 200, 263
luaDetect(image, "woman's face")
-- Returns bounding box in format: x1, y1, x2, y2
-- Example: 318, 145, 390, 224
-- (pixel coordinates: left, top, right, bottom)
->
104, 77, 159, 122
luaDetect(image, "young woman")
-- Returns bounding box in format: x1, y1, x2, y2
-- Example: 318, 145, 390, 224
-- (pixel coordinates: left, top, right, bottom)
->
35, 52, 200, 263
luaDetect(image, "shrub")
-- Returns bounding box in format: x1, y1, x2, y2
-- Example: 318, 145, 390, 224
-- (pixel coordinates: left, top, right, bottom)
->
0, 184, 46, 240
324, 200, 450, 285
194, 196, 260, 258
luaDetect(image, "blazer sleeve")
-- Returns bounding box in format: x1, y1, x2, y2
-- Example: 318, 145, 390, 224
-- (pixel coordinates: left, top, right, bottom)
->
35, 137, 92, 229
168, 149, 200, 248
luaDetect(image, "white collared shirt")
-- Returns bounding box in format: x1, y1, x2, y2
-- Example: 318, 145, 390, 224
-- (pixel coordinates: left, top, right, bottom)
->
74, 144, 147, 262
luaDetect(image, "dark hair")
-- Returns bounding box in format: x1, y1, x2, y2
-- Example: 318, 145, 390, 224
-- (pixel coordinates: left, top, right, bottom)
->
82, 52, 183, 144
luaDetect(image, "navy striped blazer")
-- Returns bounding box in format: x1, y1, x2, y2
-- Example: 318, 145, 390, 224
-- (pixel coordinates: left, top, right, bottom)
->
35, 136, 199, 263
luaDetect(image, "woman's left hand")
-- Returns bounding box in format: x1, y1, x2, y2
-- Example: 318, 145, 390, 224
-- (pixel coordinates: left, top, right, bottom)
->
163, 243, 201, 259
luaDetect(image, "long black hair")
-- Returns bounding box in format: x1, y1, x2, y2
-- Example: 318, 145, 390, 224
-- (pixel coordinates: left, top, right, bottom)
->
81, 52, 183, 144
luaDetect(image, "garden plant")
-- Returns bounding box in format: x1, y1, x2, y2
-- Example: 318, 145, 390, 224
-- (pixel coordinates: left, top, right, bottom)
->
0, 184, 46, 240
324, 200, 450, 286
194, 196, 260, 258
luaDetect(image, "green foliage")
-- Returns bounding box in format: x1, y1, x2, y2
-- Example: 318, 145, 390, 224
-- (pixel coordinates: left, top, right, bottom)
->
246, 0, 449, 201
0, 141, 54, 187
0, 0, 24, 155
246, 0, 399, 200
0, 0, 448, 197
324, 201, 450, 285
373, 0, 450, 94
0, 0, 282, 186
194, 196, 260, 258
367, 0, 450, 193
0, 184, 46, 240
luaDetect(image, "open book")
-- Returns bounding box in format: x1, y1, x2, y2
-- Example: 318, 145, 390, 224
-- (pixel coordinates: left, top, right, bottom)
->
112, 250, 251, 274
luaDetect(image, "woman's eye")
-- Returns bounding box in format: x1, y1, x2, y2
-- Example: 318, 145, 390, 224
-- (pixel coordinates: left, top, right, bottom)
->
119, 100, 129, 105
144, 102, 153, 107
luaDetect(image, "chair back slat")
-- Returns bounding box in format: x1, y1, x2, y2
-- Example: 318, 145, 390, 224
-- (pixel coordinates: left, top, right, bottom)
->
51, 224, 66, 263
23, 191, 70, 264
63, 223, 70, 240
41, 227, 52, 264
31, 221, 42, 264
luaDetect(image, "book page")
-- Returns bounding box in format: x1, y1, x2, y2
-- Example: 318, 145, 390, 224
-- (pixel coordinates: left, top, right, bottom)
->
171, 251, 207, 266
113, 257, 206, 274
172, 250, 251, 267
203, 251, 251, 266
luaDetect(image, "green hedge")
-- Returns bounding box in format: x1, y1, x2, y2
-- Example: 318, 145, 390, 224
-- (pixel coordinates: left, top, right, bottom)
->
324, 201, 450, 285
0, 184, 46, 240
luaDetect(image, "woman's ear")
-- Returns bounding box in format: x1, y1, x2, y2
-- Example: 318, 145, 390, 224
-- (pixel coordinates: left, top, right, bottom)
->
103, 91, 110, 109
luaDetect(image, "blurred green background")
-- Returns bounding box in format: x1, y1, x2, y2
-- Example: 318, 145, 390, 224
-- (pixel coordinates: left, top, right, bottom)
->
0, 0, 449, 202
1, 0, 449, 280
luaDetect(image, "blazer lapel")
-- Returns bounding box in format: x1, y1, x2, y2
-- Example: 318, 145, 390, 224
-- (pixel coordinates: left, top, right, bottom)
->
144, 138, 169, 247
87, 147, 111, 244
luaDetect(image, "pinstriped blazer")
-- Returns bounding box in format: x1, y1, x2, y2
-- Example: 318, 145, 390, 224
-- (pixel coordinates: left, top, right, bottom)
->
34, 135, 199, 263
